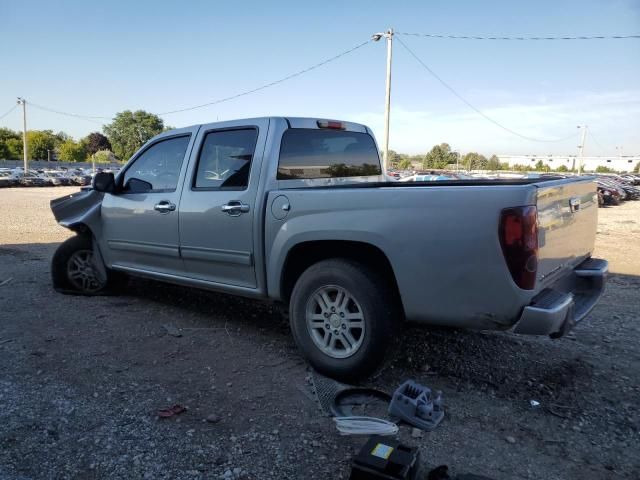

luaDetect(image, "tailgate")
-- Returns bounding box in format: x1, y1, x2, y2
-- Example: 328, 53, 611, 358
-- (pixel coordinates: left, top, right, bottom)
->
535, 178, 599, 286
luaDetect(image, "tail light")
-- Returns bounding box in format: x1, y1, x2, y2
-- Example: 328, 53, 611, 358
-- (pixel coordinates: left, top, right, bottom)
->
499, 206, 538, 290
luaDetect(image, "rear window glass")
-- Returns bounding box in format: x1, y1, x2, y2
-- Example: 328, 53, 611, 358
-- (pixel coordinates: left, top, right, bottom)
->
277, 129, 382, 179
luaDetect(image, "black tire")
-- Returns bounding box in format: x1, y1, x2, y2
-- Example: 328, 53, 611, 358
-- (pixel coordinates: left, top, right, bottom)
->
289, 258, 398, 382
51, 235, 124, 295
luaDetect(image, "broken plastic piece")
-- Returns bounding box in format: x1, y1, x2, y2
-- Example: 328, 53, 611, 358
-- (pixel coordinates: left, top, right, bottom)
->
388, 380, 444, 431
158, 404, 187, 418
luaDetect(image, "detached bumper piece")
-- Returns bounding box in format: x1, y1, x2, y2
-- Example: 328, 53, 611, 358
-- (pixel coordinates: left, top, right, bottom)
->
513, 257, 608, 338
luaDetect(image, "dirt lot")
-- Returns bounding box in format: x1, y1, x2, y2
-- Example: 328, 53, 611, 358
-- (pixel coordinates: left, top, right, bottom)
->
0, 186, 638, 480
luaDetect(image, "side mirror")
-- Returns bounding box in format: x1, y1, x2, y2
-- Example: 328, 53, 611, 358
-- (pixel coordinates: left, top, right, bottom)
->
92, 172, 115, 193
124, 177, 153, 193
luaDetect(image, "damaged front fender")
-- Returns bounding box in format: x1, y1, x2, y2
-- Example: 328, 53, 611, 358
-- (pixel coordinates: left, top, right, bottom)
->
50, 188, 109, 285
50, 188, 104, 236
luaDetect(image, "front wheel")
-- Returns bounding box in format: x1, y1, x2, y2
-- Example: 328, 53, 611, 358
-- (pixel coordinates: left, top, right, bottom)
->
289, 259, 397, 382
51, 235, 121, 295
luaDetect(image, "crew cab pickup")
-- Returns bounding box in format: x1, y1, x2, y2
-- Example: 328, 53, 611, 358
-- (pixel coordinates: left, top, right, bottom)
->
51, 117, 607, 380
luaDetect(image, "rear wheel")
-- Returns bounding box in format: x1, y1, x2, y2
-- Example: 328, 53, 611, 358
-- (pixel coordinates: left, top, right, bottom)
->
289, 259, 397, 381
51, 235, 123, 295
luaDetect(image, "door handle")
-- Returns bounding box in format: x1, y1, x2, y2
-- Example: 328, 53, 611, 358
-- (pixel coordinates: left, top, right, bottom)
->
154, 201, 176, 213
221, 201, 250, 216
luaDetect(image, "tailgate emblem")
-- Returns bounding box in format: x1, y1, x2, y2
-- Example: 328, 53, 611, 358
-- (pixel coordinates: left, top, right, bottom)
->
569, 197, 581, 212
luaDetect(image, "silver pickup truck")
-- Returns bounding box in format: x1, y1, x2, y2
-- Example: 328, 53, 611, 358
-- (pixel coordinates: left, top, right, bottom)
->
51, 117, 607, 380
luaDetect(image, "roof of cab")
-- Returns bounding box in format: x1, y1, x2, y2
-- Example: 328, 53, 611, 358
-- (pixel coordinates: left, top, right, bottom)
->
155, 116, 372, 141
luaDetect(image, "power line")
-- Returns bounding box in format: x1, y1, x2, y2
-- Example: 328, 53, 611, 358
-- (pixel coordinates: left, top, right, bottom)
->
157, 39, 372, 115
0, 104, 17, 121
396, 32, 640, 41
20, 39, 372, 121
395, 36, 579, 143
28, 102, 110, 124
587, 129, 608, 152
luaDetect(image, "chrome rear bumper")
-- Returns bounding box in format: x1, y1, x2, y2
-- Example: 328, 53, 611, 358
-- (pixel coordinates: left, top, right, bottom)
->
512, 258, 608, 337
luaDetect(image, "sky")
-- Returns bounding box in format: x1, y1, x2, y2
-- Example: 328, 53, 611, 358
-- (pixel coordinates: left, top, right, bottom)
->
1, 0, 639, 156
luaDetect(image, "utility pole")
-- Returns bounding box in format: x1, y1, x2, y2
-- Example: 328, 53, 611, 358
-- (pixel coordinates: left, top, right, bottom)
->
372, 28, 393, 173
17, 97, 28, 173
577, 125, 588, 175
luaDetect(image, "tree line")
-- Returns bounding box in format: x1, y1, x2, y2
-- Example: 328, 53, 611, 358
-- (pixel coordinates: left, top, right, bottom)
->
2, 114, 637, 174
0, 110, 168, 163
388, 143, 509, 171
388, 143, 638, 173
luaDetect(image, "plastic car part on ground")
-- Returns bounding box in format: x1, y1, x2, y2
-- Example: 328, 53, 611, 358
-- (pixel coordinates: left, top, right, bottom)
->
157, 404, 187, 418
388, 380, 444, 431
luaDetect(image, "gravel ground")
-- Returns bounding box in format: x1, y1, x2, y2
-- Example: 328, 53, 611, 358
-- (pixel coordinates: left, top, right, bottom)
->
0, 186, 638, 480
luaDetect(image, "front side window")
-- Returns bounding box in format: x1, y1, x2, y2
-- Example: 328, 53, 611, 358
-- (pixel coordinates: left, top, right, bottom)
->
194, 129, 258, 189
121, 135, 190, 193
277, 129, 382, 180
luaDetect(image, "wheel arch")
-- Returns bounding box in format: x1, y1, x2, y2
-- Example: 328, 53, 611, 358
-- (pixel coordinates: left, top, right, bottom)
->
279, 240, 404, 317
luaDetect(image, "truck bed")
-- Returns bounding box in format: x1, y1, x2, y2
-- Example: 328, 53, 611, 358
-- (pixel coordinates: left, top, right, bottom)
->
264, 175, 598, 331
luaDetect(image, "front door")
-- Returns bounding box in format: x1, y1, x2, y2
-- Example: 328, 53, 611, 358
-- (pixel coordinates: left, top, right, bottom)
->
179, 119, 270, 288
100, 129, 198, 276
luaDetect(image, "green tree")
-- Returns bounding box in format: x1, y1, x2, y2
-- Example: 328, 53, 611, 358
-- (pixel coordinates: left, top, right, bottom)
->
634, 162, 639, 173
0, 128, 21, 159
83, 132, 112, 156
511, 164, 529, 172
463, 152, 488, 171
55, 131, 71, 144
423, 143, 456, 170
555, 164, 569, 172
103, 110, 164, 161
57, 139, 87, 162
486, 154, 502, 171
27, 130, 58, 160
595, 165, 615, 173
91, 149, 117, 164
5, 138, 23, 159
387, 149, 401, 168
534, 160, 548, 171
398, 158, 412, 170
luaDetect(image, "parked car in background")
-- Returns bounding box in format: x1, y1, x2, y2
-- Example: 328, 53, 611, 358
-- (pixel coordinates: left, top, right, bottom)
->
19, 172, 48, 187
39, 171, 66, 186
597, 184, 621, 206
0, 171, 19, 188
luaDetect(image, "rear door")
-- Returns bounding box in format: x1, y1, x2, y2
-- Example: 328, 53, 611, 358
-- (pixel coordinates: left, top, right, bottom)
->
179, 119, 270, 288
100, 128, 198, 276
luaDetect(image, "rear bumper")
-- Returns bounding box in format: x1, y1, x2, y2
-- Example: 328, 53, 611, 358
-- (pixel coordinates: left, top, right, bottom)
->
511, 257, 608, 337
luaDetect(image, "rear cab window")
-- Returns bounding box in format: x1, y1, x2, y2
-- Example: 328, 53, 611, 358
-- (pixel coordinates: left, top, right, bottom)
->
277, 129, 382, 180
193, 128, 258, 190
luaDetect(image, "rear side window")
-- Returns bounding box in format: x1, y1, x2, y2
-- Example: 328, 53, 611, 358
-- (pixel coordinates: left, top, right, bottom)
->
278, 129, 382, 179
194, 128, 258, 189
